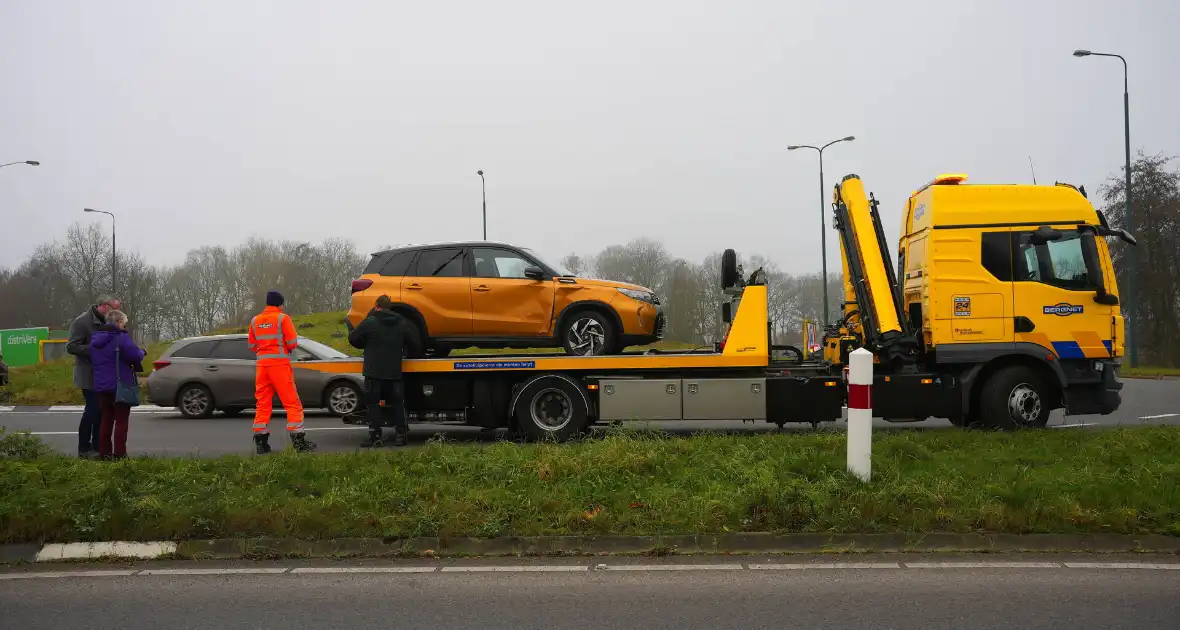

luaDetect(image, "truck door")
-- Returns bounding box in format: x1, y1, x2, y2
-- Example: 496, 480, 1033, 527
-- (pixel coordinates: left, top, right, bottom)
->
1010, 226, 1115, 360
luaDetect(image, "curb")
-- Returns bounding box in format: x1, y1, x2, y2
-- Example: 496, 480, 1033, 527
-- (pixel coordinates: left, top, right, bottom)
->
5, 533, 1179, 563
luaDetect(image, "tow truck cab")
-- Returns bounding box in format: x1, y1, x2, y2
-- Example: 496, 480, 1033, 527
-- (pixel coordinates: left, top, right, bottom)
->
900, 174, 1134, 418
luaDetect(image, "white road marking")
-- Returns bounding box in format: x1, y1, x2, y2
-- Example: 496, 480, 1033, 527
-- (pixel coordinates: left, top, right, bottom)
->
748, 563, 902, 570
36, 542, 177, 561
0, 570, 138, 580
901, 568, 1062, 573
439, 565, 588, 573
1064, 562, 1180, 570
0, 406, 13, 412
302, 427, 366, 432
599, 564, 745, 571
28, 431, 77, 436
1050, 423, 1098, 429
47, 406, 85, 412
139, 568, 290, 575
290, 567, 438, 574
1139, 413, 1179, 420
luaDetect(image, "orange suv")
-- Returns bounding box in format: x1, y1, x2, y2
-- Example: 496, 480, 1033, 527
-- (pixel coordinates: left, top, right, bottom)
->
348, 241, 664, 356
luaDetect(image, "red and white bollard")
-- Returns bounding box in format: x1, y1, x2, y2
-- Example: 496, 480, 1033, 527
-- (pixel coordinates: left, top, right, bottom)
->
846, 347, 873, 482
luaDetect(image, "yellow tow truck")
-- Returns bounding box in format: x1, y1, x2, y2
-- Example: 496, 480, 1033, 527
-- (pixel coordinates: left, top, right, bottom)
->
297, 173, 1132, 438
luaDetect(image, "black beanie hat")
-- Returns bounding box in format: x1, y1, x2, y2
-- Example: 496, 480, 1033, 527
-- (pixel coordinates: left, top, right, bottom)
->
265, 291, 285, 307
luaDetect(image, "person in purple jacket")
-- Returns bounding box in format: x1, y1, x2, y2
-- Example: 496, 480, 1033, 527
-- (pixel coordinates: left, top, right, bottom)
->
89, 309, 146, 460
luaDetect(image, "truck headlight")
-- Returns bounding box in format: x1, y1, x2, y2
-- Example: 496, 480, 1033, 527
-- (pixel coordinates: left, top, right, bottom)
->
617, 288, 656, 304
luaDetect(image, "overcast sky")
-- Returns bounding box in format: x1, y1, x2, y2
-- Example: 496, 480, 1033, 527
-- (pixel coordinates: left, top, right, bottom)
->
2, 0, 1177, 276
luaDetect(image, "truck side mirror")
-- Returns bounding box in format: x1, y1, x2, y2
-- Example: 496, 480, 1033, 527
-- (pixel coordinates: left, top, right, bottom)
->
1116, 229, 1137, 246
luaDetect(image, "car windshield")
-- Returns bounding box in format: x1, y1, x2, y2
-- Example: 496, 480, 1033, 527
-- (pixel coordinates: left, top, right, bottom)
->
297, 337, 352, 359
522, 248, 574, 276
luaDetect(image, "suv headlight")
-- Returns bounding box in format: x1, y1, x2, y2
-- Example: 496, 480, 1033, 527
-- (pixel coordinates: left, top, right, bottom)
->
618, 288, 656, 304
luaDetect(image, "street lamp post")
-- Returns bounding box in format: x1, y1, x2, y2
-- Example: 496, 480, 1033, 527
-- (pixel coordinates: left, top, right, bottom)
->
477, 170, 487, 240
788, 136, 856, 326
0, 160, 40, 169
1074, 48, 1137, 368
84, 208, 117, 295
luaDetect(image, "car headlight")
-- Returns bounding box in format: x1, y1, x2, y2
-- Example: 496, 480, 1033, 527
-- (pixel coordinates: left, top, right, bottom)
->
617, 288, 656, 304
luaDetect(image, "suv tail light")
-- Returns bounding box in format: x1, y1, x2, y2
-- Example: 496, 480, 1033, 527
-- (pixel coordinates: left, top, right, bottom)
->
351, 279, 373, 294
152, 360, 171, 371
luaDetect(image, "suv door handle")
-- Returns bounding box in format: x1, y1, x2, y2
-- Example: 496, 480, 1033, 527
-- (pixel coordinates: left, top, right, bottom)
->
204, 366, 219, 372
406, 284, 423, 291
474, 285, 491, 292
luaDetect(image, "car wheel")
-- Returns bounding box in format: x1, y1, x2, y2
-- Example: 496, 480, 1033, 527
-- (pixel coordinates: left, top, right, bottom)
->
562, 310, 616, 356
400, 316, 426, 358
325, 381, 362, 416
219, 407, 245, 417
177, 384, 215, 419
979, 366, 1052, 430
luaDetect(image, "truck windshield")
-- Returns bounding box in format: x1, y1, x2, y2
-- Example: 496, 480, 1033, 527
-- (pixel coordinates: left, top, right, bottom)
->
1015, 231, 1098, 291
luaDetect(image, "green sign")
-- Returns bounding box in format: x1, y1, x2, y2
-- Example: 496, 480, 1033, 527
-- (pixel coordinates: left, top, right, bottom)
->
0, 327, 50, 367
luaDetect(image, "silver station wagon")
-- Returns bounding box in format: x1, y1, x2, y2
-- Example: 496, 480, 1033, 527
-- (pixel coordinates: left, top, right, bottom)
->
146, 334, 363, 419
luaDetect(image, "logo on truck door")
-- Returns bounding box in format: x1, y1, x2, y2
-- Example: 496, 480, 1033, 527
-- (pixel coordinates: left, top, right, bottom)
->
953, 296, 971, 317
1043, 303, 1084, 317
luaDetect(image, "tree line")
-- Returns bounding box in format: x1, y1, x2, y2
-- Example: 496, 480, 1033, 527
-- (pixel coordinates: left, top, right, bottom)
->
0, 226, 836, 349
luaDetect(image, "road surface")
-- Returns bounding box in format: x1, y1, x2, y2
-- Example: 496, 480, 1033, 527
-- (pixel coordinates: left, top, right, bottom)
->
2, 378, 1177, 457
2, 555, 1177, 629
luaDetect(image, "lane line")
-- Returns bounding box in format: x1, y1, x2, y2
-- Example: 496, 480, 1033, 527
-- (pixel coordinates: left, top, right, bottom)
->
1050, 423, 1098, 429
1064, 562, 1180, 570
1139, 413, 1179, 420
0, 570, 138, 580
901, 568, 1062, 573
748, 563, 902, 570
290, 567, 438, 574
599, 564, 744, 571
47, 406, 85, 412
28, 431, 77, 436
439, 565, 588, 573
302, 427, 367, 432
139, 568, 290, 575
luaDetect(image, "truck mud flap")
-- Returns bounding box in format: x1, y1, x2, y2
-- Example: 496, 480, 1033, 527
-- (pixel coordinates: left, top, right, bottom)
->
766, 375, 843, 425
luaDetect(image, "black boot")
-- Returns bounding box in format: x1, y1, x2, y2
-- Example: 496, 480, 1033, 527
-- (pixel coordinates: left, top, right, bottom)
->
290, 432, 317, 453
360, 430, 384, 448
254, 433, 272, 455
392, 429, 408, 447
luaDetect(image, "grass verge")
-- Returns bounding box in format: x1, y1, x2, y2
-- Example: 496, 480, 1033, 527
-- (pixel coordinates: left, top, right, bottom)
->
0, 311, 696, 406
2, 427, 1179, 544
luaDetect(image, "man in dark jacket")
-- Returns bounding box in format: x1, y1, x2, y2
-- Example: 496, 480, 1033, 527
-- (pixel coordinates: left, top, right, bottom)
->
66, 296, 121, 458
347, 295, 413, 447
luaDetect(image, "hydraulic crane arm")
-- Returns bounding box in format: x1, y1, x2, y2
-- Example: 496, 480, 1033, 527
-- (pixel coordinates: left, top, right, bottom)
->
831, 174, 917, 364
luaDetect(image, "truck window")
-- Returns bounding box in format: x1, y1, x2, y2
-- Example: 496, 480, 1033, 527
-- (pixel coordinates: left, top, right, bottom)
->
980, 232, 1012, 281
1013, 231, 1096, 291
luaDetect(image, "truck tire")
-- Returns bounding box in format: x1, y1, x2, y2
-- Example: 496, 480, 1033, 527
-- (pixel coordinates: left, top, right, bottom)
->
721, 249, 739, 289
511, 375, 589, 442
978, 366, 1051, 430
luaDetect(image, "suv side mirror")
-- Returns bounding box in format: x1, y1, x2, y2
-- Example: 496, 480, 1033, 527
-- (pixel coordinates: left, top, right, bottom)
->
523, 266, 547, 281
1029, 226, 1063, 245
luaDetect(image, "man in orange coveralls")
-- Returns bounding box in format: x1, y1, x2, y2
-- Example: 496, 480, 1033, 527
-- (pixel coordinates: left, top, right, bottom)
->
248, 290, 316, 454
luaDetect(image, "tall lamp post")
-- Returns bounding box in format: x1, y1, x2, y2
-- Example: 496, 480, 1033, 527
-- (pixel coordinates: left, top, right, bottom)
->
0, 160, 40, 169
84, 208, 117, 295
1074, 48, 1137, 367
788, 136, 856, 326
477, 170, 487, 240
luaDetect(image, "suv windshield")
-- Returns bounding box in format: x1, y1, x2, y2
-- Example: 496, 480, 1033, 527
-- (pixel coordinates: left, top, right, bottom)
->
523, 248, 574, 276
298, 337, 351, 359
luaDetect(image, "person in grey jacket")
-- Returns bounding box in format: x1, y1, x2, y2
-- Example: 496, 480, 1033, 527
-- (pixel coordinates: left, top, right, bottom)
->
66, 296, 121, 458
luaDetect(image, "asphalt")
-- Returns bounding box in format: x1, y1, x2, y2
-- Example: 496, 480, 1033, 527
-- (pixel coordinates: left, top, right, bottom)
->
2, 554, 1178, 629
2, 378, 1177, 457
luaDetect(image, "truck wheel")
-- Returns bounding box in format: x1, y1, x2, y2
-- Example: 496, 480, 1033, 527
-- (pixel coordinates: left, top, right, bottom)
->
979, 366, 1051, 430
512, 375, 589, 442
562, 311, 615, 356
721, 248, 739, 289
